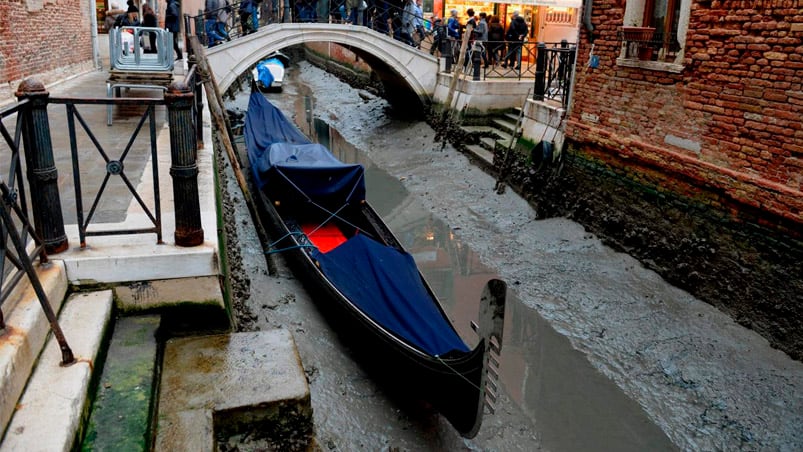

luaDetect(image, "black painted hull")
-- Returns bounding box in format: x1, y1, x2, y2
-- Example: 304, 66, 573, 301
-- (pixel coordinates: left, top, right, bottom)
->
254, 188, 492, 438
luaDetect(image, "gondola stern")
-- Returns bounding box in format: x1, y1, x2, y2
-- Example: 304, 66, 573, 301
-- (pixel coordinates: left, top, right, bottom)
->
444, 278, 507, 438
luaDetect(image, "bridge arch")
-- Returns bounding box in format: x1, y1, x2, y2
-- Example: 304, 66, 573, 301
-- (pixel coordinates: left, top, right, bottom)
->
206, 23, 439, 107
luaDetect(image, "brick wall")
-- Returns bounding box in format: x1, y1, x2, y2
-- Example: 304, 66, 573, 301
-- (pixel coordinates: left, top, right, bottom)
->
566, 0, 802, 231
0, 0, 93, 101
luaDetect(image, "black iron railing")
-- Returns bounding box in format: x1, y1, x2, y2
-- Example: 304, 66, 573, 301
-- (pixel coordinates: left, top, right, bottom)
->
47, 96, 163, 247
620, 27, 680, 63
0, 68, 205, 363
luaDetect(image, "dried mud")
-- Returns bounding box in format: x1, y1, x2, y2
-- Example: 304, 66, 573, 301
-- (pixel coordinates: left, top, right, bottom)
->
216, 59, 803, 451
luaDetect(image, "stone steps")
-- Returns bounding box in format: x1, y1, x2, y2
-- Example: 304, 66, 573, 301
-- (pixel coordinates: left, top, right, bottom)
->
460, 109, 521, 165
1, 289, 114, 451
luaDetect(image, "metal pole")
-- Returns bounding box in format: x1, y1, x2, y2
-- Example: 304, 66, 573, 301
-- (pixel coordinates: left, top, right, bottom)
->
534, 42, 546, 101
0, 182, 74, 366
15, 79, 69, 255
165, 80, 204, 247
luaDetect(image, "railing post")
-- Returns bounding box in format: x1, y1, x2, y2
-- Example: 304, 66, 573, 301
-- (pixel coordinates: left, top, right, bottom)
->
14, 79, 69, 255
533, 42, 547, 101
165, 80, 204, 247
471, 44, 482, 81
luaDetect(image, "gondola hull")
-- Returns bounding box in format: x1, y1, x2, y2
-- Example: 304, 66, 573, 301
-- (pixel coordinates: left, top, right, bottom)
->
244, 91, 505, 438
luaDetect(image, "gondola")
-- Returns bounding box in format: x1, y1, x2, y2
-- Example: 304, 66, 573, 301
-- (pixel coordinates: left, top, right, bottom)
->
252, 51, 289, 93
243, 90, 506, 438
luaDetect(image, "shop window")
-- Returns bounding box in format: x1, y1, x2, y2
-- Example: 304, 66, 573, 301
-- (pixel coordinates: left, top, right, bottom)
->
619, 0, 689, 71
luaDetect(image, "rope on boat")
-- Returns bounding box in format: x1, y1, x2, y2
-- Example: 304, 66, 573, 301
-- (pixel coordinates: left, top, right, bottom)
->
433, 355, 484, 392
273, 166, 376, 241
267, 230, 305, 248
265, 244, 317, 255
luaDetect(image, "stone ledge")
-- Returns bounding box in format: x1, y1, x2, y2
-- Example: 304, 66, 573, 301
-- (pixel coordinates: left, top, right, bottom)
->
0, 261, 68, 436
156, 330, 311, 451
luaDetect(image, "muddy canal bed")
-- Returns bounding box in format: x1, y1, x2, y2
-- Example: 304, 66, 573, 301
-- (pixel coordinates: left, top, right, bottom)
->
220, 61, 803, 451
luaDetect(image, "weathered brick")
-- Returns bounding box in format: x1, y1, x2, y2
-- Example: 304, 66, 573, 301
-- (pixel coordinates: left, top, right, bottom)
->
568, 0, 802, 231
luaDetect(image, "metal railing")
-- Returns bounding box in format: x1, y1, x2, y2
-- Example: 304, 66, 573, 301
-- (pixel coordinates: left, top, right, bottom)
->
0, 68, 205, 361
49, 95, 165, 248
0, 97, 74, 365
620, 28, 680, 63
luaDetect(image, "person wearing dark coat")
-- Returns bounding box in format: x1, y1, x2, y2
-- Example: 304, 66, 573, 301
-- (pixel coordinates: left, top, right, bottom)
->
503, 11, 527, 69
165, 0, 183, 60
142, 4, 158, 53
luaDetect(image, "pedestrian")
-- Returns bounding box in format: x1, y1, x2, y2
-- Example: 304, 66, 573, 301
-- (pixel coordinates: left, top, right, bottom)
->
413, 0, 426, 46
105, 2, 125, 32
204, 0, 225, 46
239, 0, 256, 34
430, 17, 445, 56
487, 15, 505, 66
214, 0, 232, 41
121, 1, 140, 26
402, 0, 417, 47
446, 9, 460, 61
462, 8, 477, 68
504, 11, 527, 69
165, 0, 183, 60
476, 12, 489, 67
141, 3, 158, 53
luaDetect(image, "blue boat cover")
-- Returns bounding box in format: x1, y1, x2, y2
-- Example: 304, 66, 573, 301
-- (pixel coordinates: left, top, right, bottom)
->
256, 58, 283, 87
245, 91, 470, 356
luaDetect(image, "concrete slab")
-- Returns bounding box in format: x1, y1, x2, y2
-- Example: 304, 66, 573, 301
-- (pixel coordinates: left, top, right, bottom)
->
0, 261, 68, 436
113, 276, 223, 311
1, 290, 114, 452
155, 330, 311, 450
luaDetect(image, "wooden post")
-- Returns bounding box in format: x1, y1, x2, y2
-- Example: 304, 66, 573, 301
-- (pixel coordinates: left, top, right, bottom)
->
15, 78, 68, 254
165, 80, 204, 246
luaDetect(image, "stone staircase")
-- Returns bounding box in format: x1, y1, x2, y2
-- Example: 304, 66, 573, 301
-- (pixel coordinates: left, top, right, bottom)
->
0, 268, 312, 452
460, 109, 523, 169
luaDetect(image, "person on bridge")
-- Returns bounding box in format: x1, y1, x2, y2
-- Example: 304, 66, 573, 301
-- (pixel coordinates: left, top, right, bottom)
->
476, 12, 489, 67
412, 0, 426, 46
402, 0, 418, 46
487, 15, 505, 67
165, 0, 183, 60
239, 0, 257, 34
204, 0, 228, 46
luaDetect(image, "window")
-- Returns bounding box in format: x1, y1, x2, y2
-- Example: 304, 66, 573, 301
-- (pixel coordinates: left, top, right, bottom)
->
619, 0, 690, 71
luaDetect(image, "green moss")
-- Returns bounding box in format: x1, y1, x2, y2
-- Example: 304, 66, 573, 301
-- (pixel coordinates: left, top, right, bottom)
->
80, 316, 160, 452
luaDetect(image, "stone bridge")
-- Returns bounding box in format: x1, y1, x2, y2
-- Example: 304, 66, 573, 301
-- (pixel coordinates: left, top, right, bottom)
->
206, 23, 439, 106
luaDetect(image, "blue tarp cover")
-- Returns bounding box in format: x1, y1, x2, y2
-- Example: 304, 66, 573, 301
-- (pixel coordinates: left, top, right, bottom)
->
313, 234, 470, 355
256, 58, 283, 87
245, 91, 469, 356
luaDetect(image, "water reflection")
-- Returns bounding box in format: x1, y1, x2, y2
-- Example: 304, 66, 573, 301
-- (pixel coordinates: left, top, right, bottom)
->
293, 97, 673, 451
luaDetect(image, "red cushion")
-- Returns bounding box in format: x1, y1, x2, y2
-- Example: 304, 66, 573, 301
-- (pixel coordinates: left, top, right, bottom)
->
302, 223, 348, 253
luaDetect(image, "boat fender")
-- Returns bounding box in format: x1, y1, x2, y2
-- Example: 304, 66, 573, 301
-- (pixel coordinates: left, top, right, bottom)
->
530, 140, 554, 172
